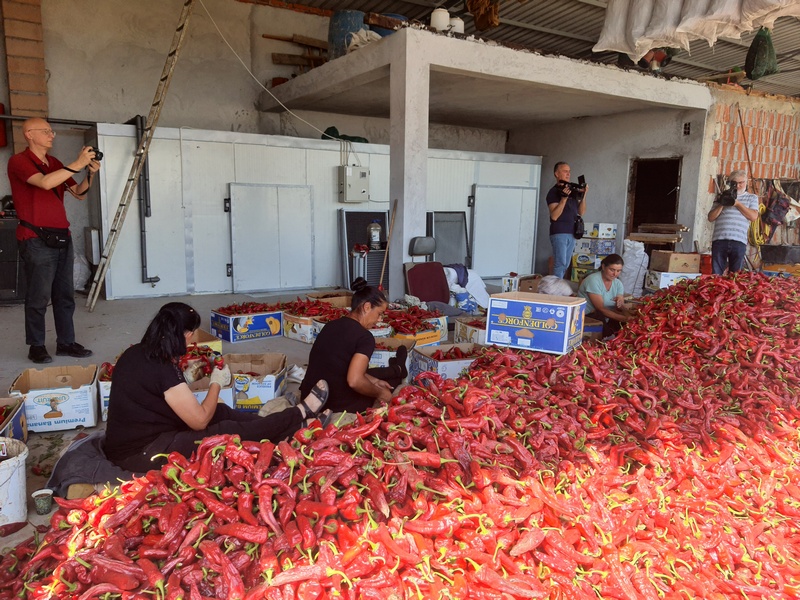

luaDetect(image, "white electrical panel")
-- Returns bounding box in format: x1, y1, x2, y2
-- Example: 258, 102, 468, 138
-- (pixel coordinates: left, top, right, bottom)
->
338, 166, 370, 203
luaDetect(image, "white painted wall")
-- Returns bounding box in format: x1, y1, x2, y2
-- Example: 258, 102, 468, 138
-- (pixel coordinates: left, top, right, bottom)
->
94, 124, 539, 299
508, 108, 707, 274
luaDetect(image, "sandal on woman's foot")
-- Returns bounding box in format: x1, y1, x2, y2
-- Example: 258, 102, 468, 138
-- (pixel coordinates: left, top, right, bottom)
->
297, 379, 329, 419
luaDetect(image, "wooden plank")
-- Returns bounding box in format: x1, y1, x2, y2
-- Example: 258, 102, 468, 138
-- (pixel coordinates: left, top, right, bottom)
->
261, 33, 328, 51
236, 0, 332, 17
271, 53, 325, 67
627, 233, 683, 244
637, 223, 689, 233
292, 34, 327, 51
364, 12, 405, 30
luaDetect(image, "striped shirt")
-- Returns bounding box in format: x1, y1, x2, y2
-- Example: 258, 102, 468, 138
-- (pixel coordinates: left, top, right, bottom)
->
711, 191, 759, 245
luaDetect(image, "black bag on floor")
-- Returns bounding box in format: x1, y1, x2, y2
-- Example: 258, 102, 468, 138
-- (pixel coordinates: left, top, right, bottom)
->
573, 215, 585, 239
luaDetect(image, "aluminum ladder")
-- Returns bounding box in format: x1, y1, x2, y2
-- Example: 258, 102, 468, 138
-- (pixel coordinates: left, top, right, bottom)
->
86, 0, 196, 311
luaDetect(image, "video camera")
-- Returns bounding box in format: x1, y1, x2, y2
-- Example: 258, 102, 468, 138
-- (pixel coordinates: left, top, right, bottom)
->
90, 146, 104, 161
717, 180, 737, 207
557, 175, 587, 200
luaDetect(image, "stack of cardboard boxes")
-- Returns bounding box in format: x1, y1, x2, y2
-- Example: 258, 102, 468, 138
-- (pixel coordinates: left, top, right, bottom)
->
571, 223, 617, 282
644, 251, 702, 292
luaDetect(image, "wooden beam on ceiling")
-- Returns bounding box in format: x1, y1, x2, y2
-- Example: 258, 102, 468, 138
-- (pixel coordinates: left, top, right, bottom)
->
235, 0, 332, 17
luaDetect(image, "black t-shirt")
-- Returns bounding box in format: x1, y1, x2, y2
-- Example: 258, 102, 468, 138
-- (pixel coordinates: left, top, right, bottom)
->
105, 343, 187, 462
299, 317, 375, 414
546, 184, 580, 236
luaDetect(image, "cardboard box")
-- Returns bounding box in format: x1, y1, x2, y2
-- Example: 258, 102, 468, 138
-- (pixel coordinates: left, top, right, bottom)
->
574, 238, 616, 255
649, 251, 701, 274
10, 365, 98, 433
486, 292, 586, 355
307, 291, 353, 303
570, 266, 596, 283
370, 338, 415, 381
409, 343, 482, 381
583, 317, 604, 341
762, 263, 800, 277
571, 253, 605, 269
518, 275, 542, 293
98, 363, 113, 422
584, 222, 617, 239
453, 316, 487, 345
210, 310, 283, 343
191, 353, 286, 412
188, 328, 223, 355
391, 315, 447, 346
284, 297, 351, 344
226, 354, 287, 412
644, 270, 702, 291
0, 397, 27, 442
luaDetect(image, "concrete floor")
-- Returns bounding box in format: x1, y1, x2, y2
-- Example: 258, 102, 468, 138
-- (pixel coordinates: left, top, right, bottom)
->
0, 288, 330, 548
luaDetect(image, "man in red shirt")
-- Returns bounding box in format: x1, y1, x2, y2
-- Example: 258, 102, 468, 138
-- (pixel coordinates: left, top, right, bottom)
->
7, 118, 101, 363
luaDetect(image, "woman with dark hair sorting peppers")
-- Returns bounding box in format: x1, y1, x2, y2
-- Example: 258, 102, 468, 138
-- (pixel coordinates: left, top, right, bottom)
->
300, 278, 407, 415
105, 302, 329, 473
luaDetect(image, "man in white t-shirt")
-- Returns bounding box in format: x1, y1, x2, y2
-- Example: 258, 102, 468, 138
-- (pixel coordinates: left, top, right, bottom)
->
707, 170, 760, 275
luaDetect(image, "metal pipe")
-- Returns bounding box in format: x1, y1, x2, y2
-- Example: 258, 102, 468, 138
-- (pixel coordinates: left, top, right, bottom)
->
129, 114, 160, 286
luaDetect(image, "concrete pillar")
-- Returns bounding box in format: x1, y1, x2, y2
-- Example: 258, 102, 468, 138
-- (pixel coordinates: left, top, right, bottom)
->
388, 36, 430, 301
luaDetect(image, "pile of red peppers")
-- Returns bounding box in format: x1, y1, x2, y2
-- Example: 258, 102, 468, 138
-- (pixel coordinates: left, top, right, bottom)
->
430, 346, 485, 361
214, 302, 282, 316
384, 306, 442, 335
3, 272, 800, 599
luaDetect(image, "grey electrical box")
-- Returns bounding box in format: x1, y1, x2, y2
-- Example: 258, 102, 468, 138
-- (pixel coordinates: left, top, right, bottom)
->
338, 166, 370, 203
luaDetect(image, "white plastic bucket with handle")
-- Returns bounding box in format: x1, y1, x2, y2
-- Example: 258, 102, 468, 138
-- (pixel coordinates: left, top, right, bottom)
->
0, 437, 29, 527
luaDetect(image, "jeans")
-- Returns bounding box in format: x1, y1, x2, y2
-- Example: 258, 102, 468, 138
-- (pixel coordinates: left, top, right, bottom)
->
550, 233, 576, 279
19, 237, 76, 347
711, 239, 746, 275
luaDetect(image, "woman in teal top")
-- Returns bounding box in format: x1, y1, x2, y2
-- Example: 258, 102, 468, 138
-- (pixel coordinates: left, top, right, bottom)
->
578, 254, 631, 336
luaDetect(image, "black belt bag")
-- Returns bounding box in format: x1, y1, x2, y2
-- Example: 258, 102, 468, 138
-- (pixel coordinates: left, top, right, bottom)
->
19, 220, 70, 249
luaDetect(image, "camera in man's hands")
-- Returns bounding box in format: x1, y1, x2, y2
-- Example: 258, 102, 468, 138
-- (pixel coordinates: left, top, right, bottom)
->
717, 181, 737, 207
557, 175, 587, 200
90, 147, 103, 161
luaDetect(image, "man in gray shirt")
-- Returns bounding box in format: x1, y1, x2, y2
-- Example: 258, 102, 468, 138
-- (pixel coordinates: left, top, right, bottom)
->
707, 170, 760, 275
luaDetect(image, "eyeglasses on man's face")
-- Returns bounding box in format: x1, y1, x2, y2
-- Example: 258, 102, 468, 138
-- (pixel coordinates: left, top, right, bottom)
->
29, 129, 56, 137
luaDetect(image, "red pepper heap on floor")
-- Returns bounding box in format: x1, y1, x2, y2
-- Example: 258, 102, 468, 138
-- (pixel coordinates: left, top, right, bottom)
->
2, 271, 800, 599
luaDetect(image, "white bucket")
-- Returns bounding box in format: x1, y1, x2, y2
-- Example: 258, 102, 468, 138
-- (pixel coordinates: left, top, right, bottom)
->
0, 438, 29, 527
430, 8, 450, 31
449, 17, 465, 34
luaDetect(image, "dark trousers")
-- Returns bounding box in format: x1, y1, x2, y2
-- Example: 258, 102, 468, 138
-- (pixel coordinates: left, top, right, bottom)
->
587, 310, 622, 338
19, 237, 76, 347
367, 365, 403, 390
711, 239, 747, 275
116, 403, 304, 473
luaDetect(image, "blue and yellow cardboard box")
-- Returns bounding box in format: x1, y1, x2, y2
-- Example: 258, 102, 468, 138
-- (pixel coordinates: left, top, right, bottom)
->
0, 397, 27, 442
486, 292, 586, 355
210, 310, 283, 343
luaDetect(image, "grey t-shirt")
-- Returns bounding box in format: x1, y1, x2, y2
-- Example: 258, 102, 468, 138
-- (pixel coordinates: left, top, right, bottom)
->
712, 191, 759, 245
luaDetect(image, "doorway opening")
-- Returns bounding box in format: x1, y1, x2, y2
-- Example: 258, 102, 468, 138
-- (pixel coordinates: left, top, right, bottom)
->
626, 158, 682, 235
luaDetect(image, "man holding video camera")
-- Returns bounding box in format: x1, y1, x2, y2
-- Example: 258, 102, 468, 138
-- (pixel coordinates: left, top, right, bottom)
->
546, 161, 588, 279
707, 170, 759, 275
7, 118, 101, 363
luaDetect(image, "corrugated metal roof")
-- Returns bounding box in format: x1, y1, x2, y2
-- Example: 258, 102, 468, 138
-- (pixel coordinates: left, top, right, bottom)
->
281, 0, 800, 97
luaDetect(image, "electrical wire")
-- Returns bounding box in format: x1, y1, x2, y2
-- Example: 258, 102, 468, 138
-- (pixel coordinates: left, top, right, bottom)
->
196, 0, 364, 166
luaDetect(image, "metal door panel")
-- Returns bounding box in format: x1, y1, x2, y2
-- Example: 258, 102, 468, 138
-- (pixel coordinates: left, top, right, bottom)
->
277, 186, 313, 288
186, 141, 236, 293
230, 184, 312, 292
471, 185, 537, 278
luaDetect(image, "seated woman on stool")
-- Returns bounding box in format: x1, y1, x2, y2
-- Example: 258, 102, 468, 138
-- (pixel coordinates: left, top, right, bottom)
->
105, 302, 328, 473
578, 254, 632, 337
300, 277, 407, 417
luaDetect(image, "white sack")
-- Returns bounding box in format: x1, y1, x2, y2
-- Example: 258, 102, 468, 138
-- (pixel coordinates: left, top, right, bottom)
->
620, 240, 649, 297
645, 0, 691, 50
593, 0, 635, 55
626, 0, 656, 59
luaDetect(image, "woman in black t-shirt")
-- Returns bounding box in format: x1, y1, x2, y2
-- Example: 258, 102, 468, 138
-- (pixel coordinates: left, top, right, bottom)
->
105, 302, 328, 473
300, 278, 407, 414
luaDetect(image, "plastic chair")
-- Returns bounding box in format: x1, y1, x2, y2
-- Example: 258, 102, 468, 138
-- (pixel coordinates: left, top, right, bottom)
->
404, 237, 450, 303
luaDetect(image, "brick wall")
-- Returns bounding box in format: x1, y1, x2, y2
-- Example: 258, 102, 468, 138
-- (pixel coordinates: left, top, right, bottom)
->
708, 94, 800, 192
2, 0, 47, 152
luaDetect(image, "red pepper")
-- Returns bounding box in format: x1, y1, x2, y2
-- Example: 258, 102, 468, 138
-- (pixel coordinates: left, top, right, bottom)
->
198, 540, 245, 600
214, 523, 270, 544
